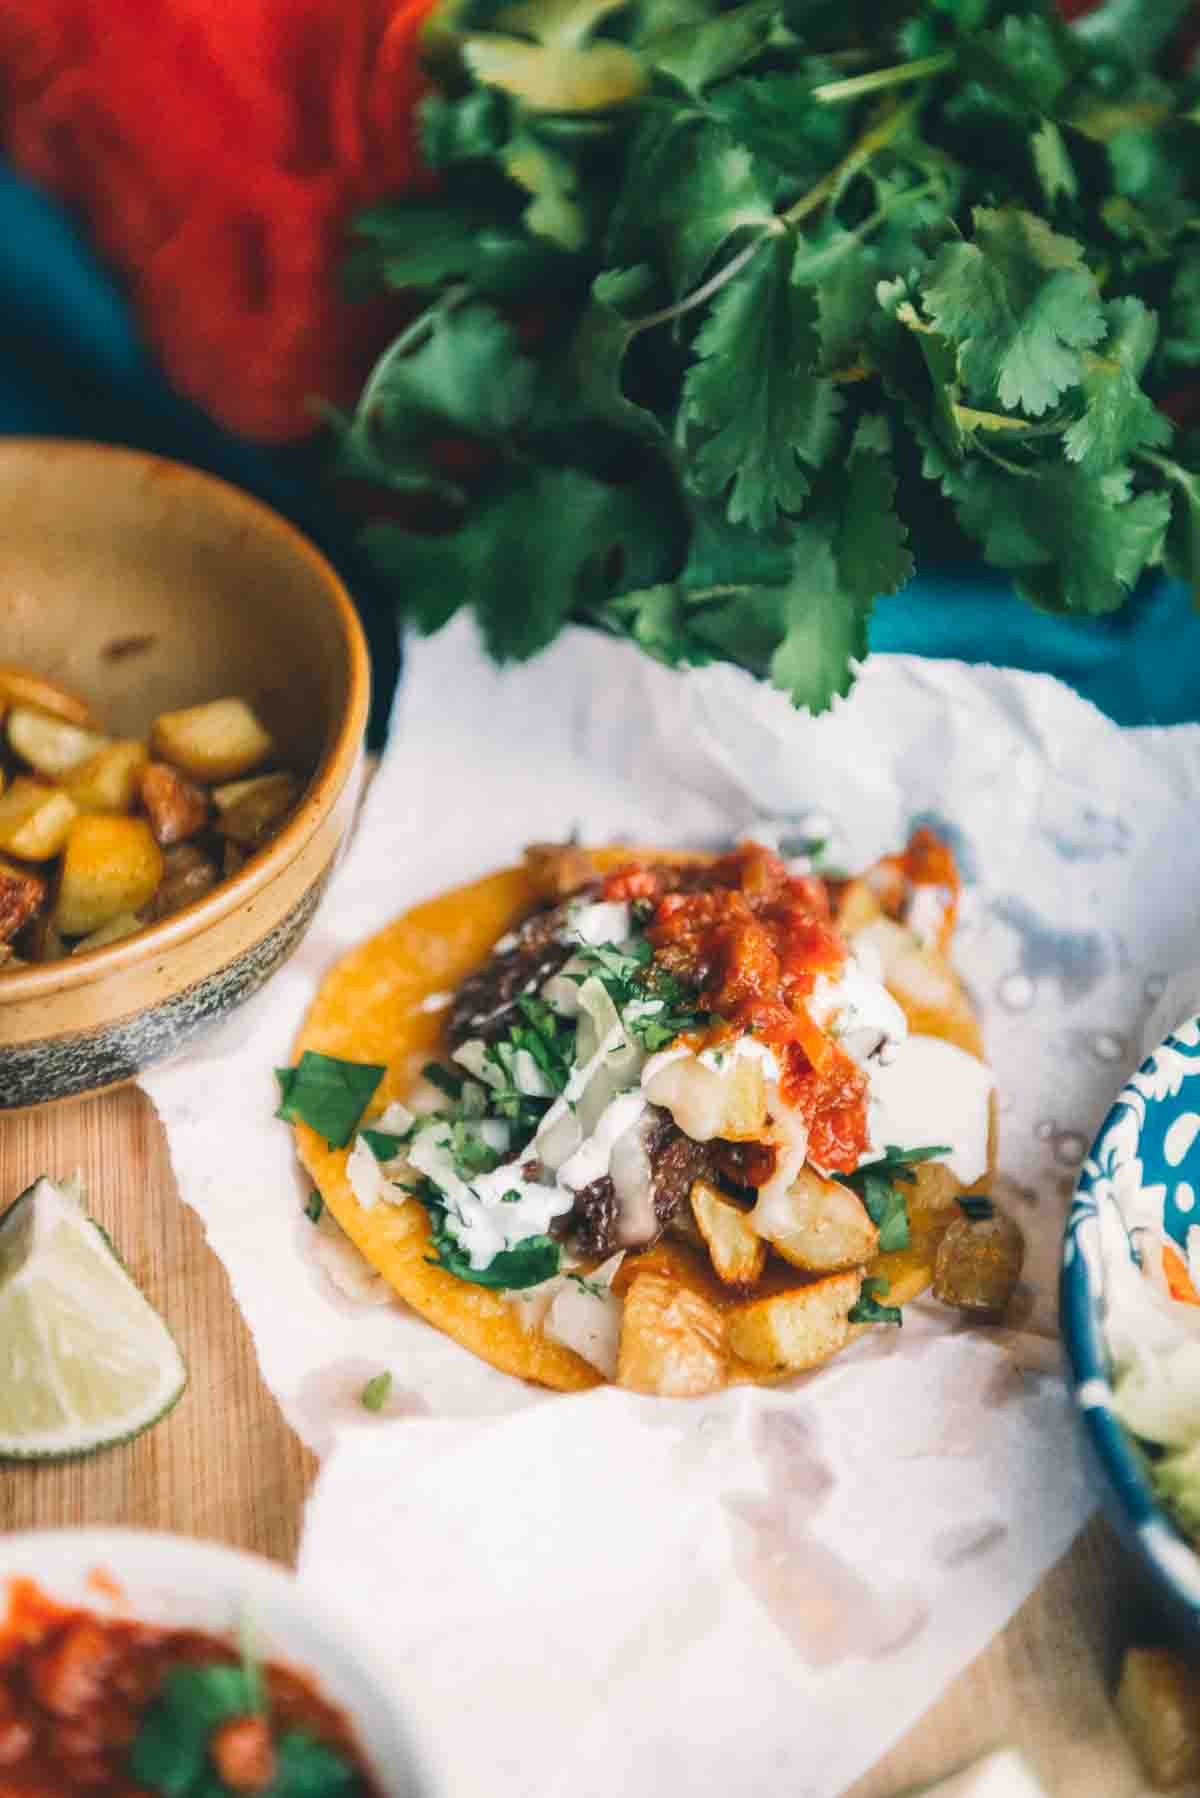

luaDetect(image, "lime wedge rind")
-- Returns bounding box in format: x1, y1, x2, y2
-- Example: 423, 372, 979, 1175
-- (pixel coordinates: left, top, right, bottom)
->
0, 1176, 187, 1461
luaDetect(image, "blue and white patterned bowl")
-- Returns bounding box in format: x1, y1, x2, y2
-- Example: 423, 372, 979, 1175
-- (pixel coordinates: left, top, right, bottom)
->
1061, 1016, 1200, 1641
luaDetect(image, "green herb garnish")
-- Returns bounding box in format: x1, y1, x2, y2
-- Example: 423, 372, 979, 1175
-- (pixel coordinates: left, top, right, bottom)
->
360, 1371, 393, 1412
304, 1190, 325, 1224
849, 1275, 903, 1327
274, 1053, 385, 1148
958, 1192, 997, 1220
422, 1061, 464, 1100
361, 1128, 406, 1162
835, 1143, 950, 1253
419, 1183, 561, 1288
128, 1663, 361, 1796
340, 0, 1200, 712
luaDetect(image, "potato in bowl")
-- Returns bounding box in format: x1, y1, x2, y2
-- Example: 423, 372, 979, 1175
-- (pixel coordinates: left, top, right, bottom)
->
0, 439, 368, 1111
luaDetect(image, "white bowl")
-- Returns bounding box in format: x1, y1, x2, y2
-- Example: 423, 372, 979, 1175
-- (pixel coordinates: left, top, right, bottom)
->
0, 1528, 435, 1796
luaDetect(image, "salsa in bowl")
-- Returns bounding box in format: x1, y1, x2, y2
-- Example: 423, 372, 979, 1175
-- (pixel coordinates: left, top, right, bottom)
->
0, 1530, 432, 1796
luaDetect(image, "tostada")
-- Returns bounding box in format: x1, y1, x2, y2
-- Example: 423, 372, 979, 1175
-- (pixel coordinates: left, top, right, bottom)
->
281, 832, 1003, 1396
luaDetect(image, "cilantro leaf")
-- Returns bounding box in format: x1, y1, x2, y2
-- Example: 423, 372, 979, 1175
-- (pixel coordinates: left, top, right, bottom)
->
836, 1143, 950, 1253
958, 1193, 996, 1221
128, 1664, 360, 1797
361, 463, 676, 660
274, 1053, 385, 1148
1163, 252, 1200, 369
848, 1275, 902, 1326
422, 1061, 464, 1100
552, 266, 667, 446
351, 301, 538, 447
684, 237, 842, 530
638, 0, 780, 96
767, 530, 868, 710
828, 415, 914, 606
425, 1195, 562, 1288
920, 208, 1107, 417
304, 1191, 325, 1224
462, 0, 648, 113
606, 108, 774, 297
346, 199, 569, 301
950, 458, 1171, 614
1063, 298, 1172, 476
361, 1129, 406, 1162
129, 1665, 256, 1795
360, 1371, 393, 1411
708, 70, 852, 180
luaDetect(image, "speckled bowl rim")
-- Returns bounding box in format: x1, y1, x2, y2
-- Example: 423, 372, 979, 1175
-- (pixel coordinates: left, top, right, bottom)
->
1060, 1022, 1200, 1624
0, 440, 369, 1003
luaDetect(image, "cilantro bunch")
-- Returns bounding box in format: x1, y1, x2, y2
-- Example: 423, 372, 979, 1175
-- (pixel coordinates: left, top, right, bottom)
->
336, 0, 1200, 709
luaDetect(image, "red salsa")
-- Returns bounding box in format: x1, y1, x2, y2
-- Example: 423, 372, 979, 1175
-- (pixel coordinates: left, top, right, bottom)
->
603, 843, 871, 1172
0, 1578, 382, 1796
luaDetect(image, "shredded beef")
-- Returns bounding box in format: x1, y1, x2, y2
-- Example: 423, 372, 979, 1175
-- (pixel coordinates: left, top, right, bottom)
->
572, 1110, 712, 1256
448, 898, 591, 1046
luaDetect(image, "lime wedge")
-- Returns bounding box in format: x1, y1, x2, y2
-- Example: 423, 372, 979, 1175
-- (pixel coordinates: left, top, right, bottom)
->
0, 1175, 187, 1460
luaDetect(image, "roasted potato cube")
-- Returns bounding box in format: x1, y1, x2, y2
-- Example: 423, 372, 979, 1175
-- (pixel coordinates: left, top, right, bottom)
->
0, 856, 47, 943
726, 1269, 863, 1373
142, 842, 219, 921
7, 705, 106, 778
524, 841, 597, 901
71, 912, 145, 954
55, 815, 164, 937
1117, 1646, 1200, 1789
0, 777, 78, 860
65, 739, 149, 813
617, 1269, 728, 1396
0, 667, 99, 729
933, 1209, 1025, 1318
642, 1050, 766, 1143
751, 1166, 878, 1273
140, 761, 210, 845
150, 697, 272, 781
212, 771, 300, 846
691, 1179, 767, 1286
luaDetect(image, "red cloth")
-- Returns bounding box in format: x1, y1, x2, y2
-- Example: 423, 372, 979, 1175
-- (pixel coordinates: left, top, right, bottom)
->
0, 0, 438, 441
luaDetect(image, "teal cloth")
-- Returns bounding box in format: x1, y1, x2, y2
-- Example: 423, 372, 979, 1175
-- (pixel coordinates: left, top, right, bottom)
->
4, 161, 1200, 733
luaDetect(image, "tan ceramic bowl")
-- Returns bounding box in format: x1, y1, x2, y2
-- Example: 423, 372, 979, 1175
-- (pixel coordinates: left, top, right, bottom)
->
0, 440, 369, 1111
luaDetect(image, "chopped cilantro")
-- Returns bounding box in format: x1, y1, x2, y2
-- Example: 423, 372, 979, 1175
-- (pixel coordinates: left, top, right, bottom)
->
360, 1371, 393, 1412
959, 1193, 997, 1221
418, 1185, 561, 1289
575, 937, 709, 1050
128, 1663, 362, 1796
422, 1061, 464, 1100
849, 1276, 902, 1327
836, 1144, 950, 1254
448, 1118, 502, 1178
304, 1190, 324, 1224
361, 1128, 406, 1162
274, 1053, 384, 1148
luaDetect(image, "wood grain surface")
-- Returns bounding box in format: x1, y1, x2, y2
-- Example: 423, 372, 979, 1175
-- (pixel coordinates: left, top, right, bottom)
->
0, 1086, 1174, 1795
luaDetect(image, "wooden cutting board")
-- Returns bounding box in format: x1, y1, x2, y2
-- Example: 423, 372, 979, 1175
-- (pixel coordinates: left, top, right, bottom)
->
0, 1086, 1167, 1795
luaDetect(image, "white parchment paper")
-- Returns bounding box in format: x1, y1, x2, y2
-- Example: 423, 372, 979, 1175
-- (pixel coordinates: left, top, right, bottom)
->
143, 615, 1200, 1796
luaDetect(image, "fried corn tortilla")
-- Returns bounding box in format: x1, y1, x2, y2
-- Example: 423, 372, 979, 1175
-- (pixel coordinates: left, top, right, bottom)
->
291, 842, 996, 1394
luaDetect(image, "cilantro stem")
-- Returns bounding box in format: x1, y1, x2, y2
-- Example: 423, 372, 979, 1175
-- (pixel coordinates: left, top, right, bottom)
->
356, 284, 470, 419
811, 52, 954, 104
780, 96, 922, 227
630, 96, 921, 339
627, 233, 773, 337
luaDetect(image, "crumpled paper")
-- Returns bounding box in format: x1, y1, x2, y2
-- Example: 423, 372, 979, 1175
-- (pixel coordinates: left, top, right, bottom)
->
143, 614, 1200, 1797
